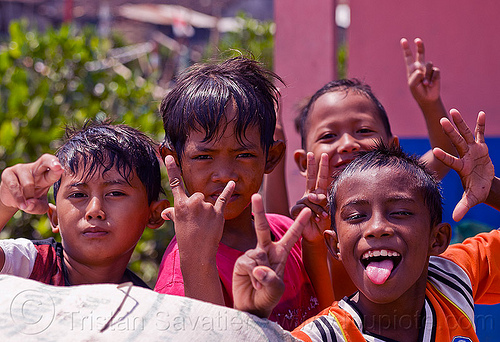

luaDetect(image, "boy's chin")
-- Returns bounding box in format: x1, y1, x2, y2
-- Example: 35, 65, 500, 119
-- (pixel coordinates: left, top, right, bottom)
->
223, 201, 252, 221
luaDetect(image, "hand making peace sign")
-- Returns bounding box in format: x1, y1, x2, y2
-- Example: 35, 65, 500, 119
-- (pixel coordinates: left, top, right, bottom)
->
233, 193, 311, 318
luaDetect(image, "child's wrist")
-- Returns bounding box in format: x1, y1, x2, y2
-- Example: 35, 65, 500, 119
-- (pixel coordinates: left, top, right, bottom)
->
0, 197, 18, 213
417, 97, 444, 113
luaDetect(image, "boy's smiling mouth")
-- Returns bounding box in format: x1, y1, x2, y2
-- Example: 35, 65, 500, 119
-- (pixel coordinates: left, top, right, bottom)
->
361, 249, 402, 285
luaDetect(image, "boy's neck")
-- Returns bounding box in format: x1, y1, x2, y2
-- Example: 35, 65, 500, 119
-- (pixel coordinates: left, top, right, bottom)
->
352, 270, 428, 342
63, 250, 132, 286
220, 205, 258, 252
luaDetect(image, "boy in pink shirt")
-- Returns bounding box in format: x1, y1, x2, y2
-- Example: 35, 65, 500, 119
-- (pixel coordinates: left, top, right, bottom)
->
154, 57, 320, 330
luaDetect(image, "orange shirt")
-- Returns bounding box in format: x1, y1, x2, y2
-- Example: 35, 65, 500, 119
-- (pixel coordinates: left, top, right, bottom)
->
292, 230, 500, 342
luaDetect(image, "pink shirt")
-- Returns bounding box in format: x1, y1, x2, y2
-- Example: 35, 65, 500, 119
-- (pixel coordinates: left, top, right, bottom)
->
154, 213, 320, 330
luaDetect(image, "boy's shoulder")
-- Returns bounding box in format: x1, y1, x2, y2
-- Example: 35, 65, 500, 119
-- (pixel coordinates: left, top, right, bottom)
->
0, 237, 67, 285
291, 298, 364, 342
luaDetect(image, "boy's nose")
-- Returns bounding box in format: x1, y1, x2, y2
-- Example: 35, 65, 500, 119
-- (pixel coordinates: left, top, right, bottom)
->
363, 215, 394, 239
86, 197, 106, 220
211, 167, 238, 183
337, 133, 360, 154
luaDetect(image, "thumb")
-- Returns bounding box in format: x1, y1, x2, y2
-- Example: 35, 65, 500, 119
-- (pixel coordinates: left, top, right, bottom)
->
253, 266, 285, 299
161, 207, 175, 221
452, 195, 470, 222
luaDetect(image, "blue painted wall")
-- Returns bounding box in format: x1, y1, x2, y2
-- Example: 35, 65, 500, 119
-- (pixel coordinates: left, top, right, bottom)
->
400, 138, 500, 341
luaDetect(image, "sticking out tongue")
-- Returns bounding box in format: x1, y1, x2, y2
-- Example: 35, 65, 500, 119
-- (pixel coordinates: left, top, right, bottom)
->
366, 259, 394, 285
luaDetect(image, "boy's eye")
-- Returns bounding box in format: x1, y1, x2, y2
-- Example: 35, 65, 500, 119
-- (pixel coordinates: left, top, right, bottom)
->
357, 128, 376, 135
237, 152, 255, 158
391, 211, 413, 217
108, 191, 126, 197
318, 133, 336, 141
68, 192, 86, 199
345, 212, 365, 222
193, 155, 211, 160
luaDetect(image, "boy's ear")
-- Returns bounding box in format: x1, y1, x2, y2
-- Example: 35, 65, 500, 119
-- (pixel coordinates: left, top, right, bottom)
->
159, 142, 179, 164
47, 203, 60, 234
389, 135, 400, 147
264, 140, 286, 174
147, 199, 170, 229
429, 222, 451, 256
324, 229, 342, 261
293, 148, 308, 177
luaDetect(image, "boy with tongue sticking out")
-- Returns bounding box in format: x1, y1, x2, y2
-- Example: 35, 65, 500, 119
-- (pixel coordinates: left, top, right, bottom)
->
233, 108, 500, 341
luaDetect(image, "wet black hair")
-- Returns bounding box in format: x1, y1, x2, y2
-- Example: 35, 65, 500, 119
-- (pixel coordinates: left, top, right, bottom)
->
295, 78, 393, 149
160, 56, 283, 162
329, 142, 442, 230
53, 120, 162, 204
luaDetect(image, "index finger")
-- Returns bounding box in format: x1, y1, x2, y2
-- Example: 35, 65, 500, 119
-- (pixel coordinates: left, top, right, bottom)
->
165, 155, 188, 201
33, 154, 64, 187
277, 207, 312, 254
400, 38, 414, 74
305, 152, 317, 192
252, 193, 273, 249
215, 180, 236, 212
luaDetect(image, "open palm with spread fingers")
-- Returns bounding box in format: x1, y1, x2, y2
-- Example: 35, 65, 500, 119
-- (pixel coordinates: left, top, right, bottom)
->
433, 109, 494, 221
233, 194, 311, 318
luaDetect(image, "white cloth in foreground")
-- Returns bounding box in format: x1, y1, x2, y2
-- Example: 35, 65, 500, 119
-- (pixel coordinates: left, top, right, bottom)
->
0, 274, 298, 341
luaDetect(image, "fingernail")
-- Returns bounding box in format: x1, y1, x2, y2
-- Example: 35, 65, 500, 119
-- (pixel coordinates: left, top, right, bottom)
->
254, 268, 267, 281
322, 211, 329, 218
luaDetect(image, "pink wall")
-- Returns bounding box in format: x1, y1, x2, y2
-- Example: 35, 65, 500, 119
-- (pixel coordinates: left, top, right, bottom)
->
348, 0, 500, 137
274, 0, 337, 207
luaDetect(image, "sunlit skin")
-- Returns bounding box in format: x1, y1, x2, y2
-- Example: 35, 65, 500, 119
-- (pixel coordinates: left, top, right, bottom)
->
48, 167, 159, 284
326, 166, 450, 339
295, 92, 398, 182
167, 103, 284, 251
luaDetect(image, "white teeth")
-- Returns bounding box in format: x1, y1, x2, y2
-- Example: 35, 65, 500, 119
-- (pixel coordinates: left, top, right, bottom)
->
362, 249, 400, 259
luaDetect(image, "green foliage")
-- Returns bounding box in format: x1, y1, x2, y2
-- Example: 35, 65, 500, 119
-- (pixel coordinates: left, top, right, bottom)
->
0, 20, 172, 287
207, 12, 275, 69
337, 42, 348, 79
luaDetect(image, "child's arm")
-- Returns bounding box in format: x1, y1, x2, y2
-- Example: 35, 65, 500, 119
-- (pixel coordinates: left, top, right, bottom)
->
233, 193, 311, 318
433, 109, 498, 221
290, 152, 334, 307
0, 154, 63, 268
162, 155, 235, 306
401, 38, 457, 180
262, 97, 291, 217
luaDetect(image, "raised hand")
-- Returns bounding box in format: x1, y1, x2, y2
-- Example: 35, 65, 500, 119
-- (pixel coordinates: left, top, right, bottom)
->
233, 194, 311, 318
401, 37, 441, 104
433, 109, 495, 221
162, 154, 235, 255
162, 154, 235, 304
291, 152, 330, 243
0, 154, 63, 215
